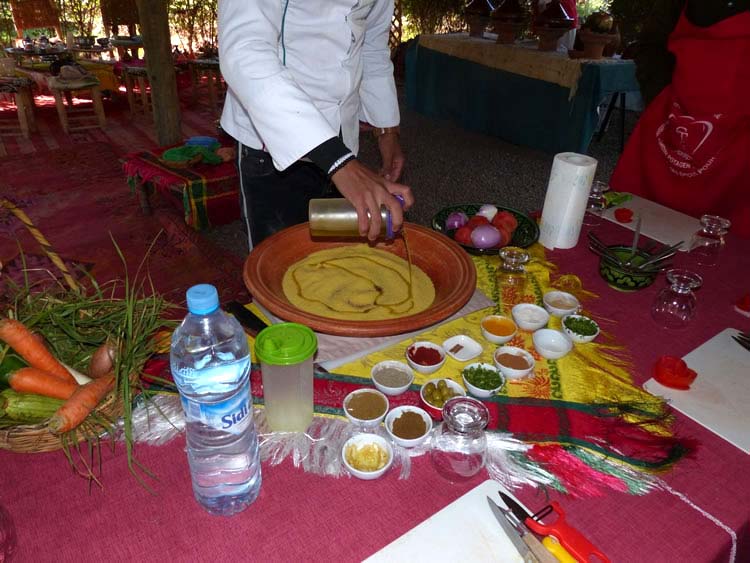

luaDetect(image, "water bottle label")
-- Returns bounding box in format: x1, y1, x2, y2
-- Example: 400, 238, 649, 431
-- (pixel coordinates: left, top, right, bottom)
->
181, 379, 252, 434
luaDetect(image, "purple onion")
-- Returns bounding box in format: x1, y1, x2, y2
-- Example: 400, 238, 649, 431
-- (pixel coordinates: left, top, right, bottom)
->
470, 224, 502, 248
445, 211, 469, 230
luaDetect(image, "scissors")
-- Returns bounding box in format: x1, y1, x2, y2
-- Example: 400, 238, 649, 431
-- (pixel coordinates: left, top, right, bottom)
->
499, 492, 610, 563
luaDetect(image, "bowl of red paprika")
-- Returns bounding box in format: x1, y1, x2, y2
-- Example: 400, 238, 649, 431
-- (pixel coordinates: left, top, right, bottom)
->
405, 341, 447, 375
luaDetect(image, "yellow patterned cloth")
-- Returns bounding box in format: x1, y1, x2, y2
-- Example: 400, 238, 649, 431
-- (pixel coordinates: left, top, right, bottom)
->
326, 243, 665, 424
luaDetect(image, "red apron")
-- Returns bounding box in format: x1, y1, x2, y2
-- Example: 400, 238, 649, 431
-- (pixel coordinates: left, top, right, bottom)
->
610, 10, 750, 238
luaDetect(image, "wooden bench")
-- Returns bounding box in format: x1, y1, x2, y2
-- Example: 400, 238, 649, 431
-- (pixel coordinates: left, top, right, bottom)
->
0, 76, 36, 139
47, 75, 106, 133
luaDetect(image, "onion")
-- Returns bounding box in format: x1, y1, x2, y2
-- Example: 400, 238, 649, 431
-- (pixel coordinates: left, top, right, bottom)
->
445, 211, 469, 230
476, 204, 498, 221
470, 224, 502, 249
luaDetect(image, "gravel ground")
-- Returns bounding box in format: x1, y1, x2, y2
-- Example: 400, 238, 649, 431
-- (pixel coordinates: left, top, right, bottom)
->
204, 88, 639, 258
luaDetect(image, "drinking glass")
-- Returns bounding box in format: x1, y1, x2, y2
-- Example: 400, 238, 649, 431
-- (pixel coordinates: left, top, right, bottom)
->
430, 397, 489, 482
689, 215, 731, 266
582, 180, 609, 227
650, 269, 702, 329
497, 246, 529, 301
0, 502, 16, 562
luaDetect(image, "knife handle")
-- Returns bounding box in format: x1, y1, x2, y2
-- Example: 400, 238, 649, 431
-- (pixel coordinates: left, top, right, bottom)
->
541, 536, 577, 563
522, 532, 560, 563
526, 502, 610, 563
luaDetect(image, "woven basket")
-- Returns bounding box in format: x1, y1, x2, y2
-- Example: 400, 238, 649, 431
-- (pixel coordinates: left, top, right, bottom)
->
0, 376, 129, 453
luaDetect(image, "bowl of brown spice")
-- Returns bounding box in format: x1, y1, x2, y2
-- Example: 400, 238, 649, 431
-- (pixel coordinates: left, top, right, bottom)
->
343, 388, 389, 428
371, 361, 414, 396
385, 406, 433, 448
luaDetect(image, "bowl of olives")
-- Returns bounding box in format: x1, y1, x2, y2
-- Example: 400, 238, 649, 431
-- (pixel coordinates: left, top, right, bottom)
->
419, 378, 466, 420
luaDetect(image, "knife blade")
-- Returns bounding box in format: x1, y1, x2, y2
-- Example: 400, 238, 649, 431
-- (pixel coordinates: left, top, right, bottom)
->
225, 300, 269, 336
486, 497, 536, 562
493, 495, 565, 563
499, 492, 609, 563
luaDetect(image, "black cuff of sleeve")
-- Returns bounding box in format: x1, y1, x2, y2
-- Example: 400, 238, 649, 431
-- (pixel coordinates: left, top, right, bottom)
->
307, 137, 352, 173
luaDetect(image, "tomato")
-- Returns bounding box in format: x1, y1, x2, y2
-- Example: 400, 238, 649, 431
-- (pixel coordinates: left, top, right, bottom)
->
466, 215, 490, 228
454, 225, 474, 246
614, 208, 634, 223
492, 210, 518, 232
653, 356, 697, 390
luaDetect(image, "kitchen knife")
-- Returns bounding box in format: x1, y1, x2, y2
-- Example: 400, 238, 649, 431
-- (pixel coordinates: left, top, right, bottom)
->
225, 300, 269, 336
486, 497, 537, 563
498, 492, 609, 563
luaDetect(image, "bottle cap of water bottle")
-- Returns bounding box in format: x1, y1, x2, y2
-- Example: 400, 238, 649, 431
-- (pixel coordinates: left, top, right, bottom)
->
186, 284, 220, 315
255, 323, 317, 365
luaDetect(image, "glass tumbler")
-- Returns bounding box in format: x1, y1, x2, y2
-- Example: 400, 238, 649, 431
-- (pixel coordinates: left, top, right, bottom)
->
689, 215, 731, 266
650, 269, 703, 329
582, 180, 609, 227
497, 246, 530, 303
430, 397, 489, 482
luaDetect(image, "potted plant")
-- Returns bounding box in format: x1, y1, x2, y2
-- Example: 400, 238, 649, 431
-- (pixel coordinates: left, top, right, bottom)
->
579, 11, 619, 59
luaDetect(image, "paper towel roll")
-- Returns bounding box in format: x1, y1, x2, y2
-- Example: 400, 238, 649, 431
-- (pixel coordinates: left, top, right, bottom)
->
538, 152, 598, 250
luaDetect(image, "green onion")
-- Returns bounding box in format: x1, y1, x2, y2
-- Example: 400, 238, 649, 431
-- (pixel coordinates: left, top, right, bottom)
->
564, 316, 598, 336
463, 365, 502, 390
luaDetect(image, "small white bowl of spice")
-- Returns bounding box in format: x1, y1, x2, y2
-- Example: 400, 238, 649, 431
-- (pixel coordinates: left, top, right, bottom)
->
562, 314, 600, 344
371, 361, 414, 396
343, 388, 389, 428
494, 345, 535, 380
385, 405, 433, 448
543, 291, 580, 317
532, 329, 573, 360
342, 433, 393, 480
511, 303, 550, 331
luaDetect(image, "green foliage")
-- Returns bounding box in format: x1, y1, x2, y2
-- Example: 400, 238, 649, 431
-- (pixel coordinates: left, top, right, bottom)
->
610, 0, 653, 46
577, 0, 612, 21
402, 0, 464, 37
56, 0, 100, 37
169, 0, 217, 55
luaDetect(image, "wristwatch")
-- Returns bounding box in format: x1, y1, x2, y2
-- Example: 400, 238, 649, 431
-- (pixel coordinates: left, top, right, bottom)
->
372, 126, 400, 138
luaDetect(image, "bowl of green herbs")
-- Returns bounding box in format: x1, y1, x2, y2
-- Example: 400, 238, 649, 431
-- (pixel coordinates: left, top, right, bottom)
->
561, 314, 600, 344
461, 362, 505, 399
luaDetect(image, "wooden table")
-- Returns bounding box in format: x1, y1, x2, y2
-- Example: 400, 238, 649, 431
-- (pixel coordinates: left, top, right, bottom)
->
186, 58, 224, 114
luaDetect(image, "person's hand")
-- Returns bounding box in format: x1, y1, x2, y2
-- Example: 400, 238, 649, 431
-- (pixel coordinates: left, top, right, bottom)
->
377, 132, 405, 182
332, 159, 414, 241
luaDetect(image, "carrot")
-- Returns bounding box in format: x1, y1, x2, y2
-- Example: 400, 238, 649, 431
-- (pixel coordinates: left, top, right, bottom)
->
8, 367, 78, 400
48, 373, 115, 434
0, 319, 77, 385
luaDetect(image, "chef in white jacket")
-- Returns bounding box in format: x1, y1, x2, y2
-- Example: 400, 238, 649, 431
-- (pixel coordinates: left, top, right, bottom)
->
219, 0, 414, 249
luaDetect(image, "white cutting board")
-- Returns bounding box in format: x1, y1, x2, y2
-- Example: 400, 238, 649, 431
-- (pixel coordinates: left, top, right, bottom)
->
644, 328, 750, 454
603, 194, 700, 251
364, 480, 527, 562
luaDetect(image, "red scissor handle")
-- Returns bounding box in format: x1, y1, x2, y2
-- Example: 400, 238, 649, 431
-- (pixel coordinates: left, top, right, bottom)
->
524, 502, 610, 563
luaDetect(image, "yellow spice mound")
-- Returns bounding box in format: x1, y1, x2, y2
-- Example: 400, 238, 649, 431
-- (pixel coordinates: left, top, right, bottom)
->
282, 244, 435, 321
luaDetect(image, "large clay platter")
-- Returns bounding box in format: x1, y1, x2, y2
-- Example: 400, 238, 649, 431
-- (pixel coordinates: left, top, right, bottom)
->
243, 223, 477, 337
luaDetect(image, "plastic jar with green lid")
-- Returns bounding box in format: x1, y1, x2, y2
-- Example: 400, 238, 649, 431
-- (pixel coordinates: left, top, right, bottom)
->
255, 323, 317, 432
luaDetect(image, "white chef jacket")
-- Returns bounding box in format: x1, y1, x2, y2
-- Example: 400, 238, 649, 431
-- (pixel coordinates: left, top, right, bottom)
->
218, 0, 400, 171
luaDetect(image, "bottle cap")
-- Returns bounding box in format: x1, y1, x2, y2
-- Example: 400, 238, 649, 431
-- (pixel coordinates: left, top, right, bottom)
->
186, 284, 219, 315
255, 323, 317, 365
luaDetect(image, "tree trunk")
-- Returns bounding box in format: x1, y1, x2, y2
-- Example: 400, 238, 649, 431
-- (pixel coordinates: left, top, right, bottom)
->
135, 0, 181, 146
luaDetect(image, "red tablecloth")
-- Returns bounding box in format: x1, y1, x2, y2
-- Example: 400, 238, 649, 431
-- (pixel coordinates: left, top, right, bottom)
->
2, 219, 749, 562
123, 147, 239, 230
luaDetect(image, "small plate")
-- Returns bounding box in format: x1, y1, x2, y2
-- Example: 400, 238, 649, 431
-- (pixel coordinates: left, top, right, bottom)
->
431, 203, 540, 256
442, 335, 483, 362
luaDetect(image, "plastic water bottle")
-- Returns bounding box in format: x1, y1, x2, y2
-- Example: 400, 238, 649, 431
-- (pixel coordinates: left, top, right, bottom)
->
170, 284, 262, 516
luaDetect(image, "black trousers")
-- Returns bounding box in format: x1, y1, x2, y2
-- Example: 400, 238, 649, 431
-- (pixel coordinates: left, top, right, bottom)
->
237, 144, 336, 249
